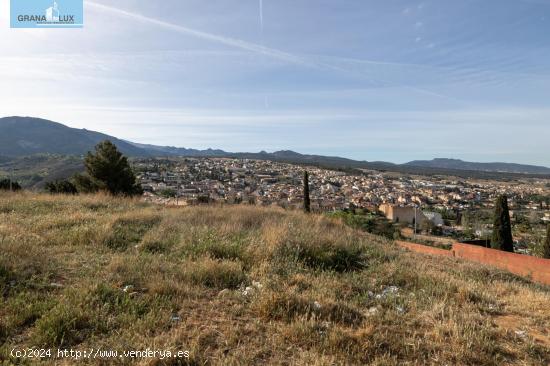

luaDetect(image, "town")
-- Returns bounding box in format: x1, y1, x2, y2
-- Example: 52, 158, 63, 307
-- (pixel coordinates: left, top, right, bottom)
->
136, 157, 550, 253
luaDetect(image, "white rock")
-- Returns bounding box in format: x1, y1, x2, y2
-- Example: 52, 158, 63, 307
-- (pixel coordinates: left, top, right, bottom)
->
122, 285, 134, 293
242, 286, 254, 296
384, 286, 399, 295
515, 330, 527, 338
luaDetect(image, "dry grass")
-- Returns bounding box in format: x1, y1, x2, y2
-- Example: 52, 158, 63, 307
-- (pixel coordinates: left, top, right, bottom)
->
0, 191, 549, 365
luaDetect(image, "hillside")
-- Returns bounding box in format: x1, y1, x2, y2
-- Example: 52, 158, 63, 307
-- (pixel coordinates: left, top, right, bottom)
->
0, 154, 83, 189
1, 193, 549, 365
0, 117, 149, 157
405, 158, 550, 175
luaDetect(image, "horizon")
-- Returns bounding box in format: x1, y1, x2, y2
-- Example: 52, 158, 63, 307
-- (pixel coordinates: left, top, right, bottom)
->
4, 114, 550, 168
1, 1, 550, 165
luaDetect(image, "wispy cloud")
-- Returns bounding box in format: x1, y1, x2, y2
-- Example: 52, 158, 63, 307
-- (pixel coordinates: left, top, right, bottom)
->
259, 0, 264, 35
86, 1, 316, 68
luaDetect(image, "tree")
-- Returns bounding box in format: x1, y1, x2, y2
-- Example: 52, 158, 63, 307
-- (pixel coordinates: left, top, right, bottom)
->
543, 225, 550, 259
0, 179, 21, 191
303, 171, 311, 213
45, 179, 77, 194
73, 173, 99, 193
421, 219, 435, 235
158, 188, 176, 198
81, 140, 142, 196
491, 195, 514, 252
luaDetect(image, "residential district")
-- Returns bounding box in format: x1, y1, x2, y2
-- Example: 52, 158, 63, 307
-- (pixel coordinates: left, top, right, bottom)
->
136, 157, 550, 253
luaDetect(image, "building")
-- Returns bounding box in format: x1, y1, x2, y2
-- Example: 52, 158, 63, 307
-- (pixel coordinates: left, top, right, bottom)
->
423, 211, 444, 226
379, 204, 427, 225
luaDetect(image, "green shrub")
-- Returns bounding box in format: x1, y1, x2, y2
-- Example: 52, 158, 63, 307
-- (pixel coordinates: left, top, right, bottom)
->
275, 239, 366, 272
104, 215, 161, 250
0, 264, 13, 294
185, 259, 246, 289
45, 180, 78, 194
90, 284, 150, 317
34, 304, 91, 347
0, 179, 21, 191
3, 292, 55, 332
327, 211, 397, 239
140, 240, 170, 253
182, 230, 246, 261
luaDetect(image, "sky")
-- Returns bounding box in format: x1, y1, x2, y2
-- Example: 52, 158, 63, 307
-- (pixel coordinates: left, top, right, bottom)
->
1, 0, 550, 166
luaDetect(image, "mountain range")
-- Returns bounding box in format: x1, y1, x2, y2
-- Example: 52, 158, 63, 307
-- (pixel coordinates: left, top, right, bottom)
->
2, 116, 550, 178
404, 158, 550, 175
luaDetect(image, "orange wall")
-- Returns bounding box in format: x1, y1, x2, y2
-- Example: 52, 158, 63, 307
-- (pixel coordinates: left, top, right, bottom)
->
452, 243, 550, 285
396, 241, 550, 286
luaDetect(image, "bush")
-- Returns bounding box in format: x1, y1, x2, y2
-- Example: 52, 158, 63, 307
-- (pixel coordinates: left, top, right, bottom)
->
182, 230, 246, 261
45, 180, 78, 194
275, 238, 366, 272
158, 188, 176, 198
1, 292, 55, 341
328, 211, 396, 239
0, 179, 21, 191
90, 284, 149, 317
184, 259, 246, 289
140, 240, 170, 253
104, 215, 161, 251
34, 304, 91, 347
0, 264, 15, 297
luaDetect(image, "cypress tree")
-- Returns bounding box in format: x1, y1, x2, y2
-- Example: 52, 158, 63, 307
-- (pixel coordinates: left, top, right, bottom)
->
543, 225, 550, 259
303, 171, 311, 213
491, 195, 514, 252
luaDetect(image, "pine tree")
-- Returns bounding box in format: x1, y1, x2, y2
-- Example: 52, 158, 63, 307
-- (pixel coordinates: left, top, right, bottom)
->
543, 225, 550, 259
491, 195, 514, 252
81, 140, 142, 196
303, 171, 311, 213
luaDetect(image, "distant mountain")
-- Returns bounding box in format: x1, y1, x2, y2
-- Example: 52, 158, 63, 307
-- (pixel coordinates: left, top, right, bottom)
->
128, 142, 228, 157
404, 158, 550, 175
2, 117, 550, 182
0, 117, 149, 157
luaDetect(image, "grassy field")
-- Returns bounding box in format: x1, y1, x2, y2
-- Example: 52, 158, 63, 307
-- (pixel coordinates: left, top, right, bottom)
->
1, 192, 549, 365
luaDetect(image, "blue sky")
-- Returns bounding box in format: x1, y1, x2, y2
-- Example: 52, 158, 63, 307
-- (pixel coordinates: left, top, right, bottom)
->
1, 0, 549, 165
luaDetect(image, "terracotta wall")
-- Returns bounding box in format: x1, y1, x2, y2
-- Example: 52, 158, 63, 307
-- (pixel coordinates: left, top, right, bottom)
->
452, 243, 550, 285
396, 240, 550, 286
